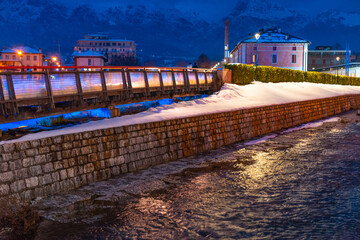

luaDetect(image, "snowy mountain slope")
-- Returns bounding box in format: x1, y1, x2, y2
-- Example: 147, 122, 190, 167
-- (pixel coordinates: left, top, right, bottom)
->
0, 0, 359, 60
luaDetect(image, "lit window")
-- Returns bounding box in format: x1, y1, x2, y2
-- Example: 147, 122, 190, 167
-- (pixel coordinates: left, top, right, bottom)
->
252, 55, 256, 63
292, 55, 297, 63
272, 54, 277, 63
292, 46, 296, 51
273, 46, 277, 51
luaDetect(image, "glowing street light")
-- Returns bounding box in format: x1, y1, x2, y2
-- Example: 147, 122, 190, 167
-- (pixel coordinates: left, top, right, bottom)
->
17, 51, 23, 56
336, 56, 340, 77
52, 56, 57, 62
254, 33, 261, 66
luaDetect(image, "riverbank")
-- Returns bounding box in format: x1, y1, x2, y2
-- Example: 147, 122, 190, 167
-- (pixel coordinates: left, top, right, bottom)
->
25, 110, 360, 239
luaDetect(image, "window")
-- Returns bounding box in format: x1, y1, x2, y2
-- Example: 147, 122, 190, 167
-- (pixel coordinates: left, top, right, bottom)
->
323, 59, 326, 64
88, 59, 91, 66
33, 56, 37, 61
292, 46, 296, 51
112, 43, 116, 46
253, 46, 257, 51
291, 54, 297, 63
312, 59, 315, 64
273, 46, 277, 51
12, 55, 15, 60
99, 43, 102, 46
95, 43, 98, 46
90, 43, 92, 46
252, 55, 256, 63
5, 55, 9, 59
272, 54, 277, 63
26, 56, 30, 61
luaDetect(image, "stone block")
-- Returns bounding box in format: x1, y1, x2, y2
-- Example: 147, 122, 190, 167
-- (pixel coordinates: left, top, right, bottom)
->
25, 177, 39, 188
59, 170, 68, 180
29, 165, 42, 176
10, 180, 25, 193
42, 163, 54, 173
0, 184, 10, 196
0, 171, 14, 183
0, 162, 9, 172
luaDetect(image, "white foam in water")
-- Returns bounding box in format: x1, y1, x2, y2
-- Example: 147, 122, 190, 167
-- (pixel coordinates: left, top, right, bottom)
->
2, 82, 360, 144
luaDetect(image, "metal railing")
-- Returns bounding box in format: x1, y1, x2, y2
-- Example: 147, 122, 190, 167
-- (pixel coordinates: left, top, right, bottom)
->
0, 66, 218, 117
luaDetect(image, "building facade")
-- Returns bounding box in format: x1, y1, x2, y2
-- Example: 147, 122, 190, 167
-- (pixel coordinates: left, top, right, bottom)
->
73, 50, 106, 67
313, 63, 360, 78
0, 46, 44, 69
308, 46, 355, 70
74, 34, 136, 65
229, 28, 311, 71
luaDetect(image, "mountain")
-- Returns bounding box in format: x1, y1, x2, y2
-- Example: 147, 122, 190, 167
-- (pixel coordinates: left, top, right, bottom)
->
0, 0, 359, 64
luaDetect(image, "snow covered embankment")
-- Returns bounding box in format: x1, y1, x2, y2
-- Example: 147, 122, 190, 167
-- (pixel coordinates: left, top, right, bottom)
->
4, 82, 360, 143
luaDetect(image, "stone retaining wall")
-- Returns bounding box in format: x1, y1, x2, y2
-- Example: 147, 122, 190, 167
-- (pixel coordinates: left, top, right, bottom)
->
1, 94, 360, 201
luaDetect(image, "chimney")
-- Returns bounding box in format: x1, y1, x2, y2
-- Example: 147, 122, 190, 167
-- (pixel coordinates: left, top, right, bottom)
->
224, 20, 229, 62
39, 48, 42, 53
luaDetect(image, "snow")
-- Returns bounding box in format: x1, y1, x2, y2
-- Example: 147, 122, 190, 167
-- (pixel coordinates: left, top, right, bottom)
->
2, 81, 360, 144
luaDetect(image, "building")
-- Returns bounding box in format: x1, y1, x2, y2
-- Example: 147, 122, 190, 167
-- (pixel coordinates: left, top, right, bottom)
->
312, 62, 360, 78
0, 46, 44, 69
308, 46, 355, 70
72, 50, 106, 66
74, 34, 136, 65
229, 28, 311, 71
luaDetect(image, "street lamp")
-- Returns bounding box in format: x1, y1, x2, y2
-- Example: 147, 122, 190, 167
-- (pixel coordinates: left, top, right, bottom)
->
17, 50, 23, 69
255, 33, 261, 66
336, 56, 340, 77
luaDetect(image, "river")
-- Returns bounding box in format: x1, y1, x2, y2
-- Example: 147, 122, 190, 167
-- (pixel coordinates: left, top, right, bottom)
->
35, 111, 360, 239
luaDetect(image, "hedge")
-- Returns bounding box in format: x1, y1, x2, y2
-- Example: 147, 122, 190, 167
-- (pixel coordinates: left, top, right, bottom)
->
225, 64, 360, 86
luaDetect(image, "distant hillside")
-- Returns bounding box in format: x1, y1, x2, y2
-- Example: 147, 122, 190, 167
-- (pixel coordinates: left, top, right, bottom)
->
0, 0, 359, 62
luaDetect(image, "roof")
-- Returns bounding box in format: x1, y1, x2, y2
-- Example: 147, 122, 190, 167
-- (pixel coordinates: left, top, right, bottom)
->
0, 46, 42, 54
72, 50, 106, 58
230, 28, 310, 54
241, 28, 310, 44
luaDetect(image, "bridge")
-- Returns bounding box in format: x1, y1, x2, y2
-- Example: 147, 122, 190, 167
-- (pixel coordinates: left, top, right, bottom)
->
0, 66, 220, 122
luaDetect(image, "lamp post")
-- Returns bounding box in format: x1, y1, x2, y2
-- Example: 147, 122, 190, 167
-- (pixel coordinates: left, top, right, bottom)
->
255, 33, 261, 66
336, 56, 340, 84
17, 50, 23, 66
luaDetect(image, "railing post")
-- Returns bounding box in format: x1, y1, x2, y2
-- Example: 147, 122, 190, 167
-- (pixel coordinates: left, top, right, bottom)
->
143, 69, 150, 97
74, 70, 84, 106
171, 70, 177, 94
100, 69, 108, 103
183, 69, 190, 93
5, 72, 18, 116
194, 70, 200, 92
44, 69, 55, 110
158, 71, 165, 95
126, 70, 133, 98
0, 75, 6, 116
121, 69, 128, 100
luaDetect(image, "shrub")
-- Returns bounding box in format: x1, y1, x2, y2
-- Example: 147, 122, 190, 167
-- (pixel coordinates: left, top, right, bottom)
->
225, 64, 360, 86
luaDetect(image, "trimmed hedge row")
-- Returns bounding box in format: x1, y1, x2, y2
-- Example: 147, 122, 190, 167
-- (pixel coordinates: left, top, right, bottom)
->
226, 64, 360, 86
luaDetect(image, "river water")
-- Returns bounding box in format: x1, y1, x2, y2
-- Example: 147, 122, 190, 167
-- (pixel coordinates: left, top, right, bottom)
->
36, 112, 360, 240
